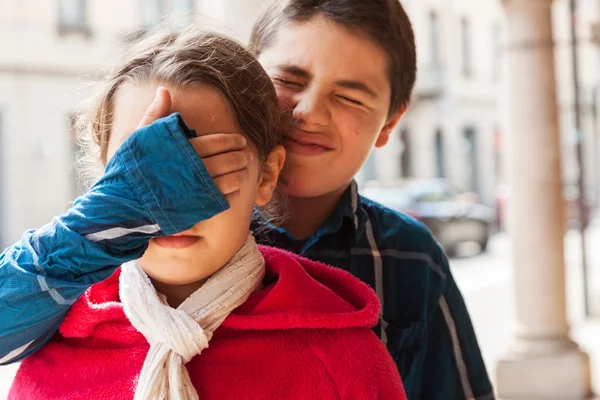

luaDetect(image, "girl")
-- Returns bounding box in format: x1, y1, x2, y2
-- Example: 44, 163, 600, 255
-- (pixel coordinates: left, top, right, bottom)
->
7, 27, 405, 399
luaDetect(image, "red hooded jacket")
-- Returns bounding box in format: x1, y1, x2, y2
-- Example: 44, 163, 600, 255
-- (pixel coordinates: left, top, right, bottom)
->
9, 246, 406, 399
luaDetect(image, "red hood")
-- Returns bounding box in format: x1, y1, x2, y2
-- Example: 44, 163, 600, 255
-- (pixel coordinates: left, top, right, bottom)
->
60, 246, 380, 339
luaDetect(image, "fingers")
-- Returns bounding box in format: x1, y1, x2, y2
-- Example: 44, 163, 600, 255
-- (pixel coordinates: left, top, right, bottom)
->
212, 168, 250, 198
202, 150, 254, 179
136, 87, 172, 130
189, 133, 248, 159
190, 133, 254, 202
132, 89, 253, 205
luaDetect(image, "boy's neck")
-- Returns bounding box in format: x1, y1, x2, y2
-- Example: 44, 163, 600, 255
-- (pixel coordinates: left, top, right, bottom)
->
281, 184, 349, 240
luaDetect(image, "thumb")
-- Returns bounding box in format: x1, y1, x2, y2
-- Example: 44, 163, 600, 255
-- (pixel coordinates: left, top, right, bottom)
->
136, 86, 172, 129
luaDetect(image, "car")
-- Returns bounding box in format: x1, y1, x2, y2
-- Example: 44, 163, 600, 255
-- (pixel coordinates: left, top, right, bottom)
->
361, 179, 495, 256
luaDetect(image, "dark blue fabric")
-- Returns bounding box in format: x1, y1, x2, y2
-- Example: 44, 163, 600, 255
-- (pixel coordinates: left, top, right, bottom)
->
253, 183, 495, 400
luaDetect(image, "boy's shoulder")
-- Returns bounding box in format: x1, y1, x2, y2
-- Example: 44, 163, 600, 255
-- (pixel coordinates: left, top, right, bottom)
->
357, 193, 449, 323
359, 194, 440, 255
358, 193, 448, 279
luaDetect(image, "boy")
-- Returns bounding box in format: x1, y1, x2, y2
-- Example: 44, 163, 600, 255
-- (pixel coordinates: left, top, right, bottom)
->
246, 1, 494, 399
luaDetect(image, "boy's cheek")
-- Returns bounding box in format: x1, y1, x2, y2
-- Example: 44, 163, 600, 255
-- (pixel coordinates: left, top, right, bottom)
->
274, 87, 296, 112
334, 109, 377, 139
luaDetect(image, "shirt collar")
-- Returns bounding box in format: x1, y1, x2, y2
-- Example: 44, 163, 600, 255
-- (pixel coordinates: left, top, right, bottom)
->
254, 180, 368, 252
340, 180, 362, 230
302, 180, 368, 249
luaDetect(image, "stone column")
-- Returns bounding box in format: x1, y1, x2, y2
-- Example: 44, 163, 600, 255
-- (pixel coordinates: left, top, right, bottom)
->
496, 1, 592, 398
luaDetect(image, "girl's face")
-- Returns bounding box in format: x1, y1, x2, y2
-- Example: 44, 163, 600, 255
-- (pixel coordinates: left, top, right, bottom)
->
107, 83, 282, 293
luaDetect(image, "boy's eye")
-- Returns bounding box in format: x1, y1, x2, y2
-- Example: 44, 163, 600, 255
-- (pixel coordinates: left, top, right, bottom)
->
337, 95, 364, 107
273, 78, 303, 88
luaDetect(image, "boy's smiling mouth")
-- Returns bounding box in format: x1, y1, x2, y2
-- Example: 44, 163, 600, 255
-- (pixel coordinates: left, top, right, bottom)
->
284, 130, 334, 156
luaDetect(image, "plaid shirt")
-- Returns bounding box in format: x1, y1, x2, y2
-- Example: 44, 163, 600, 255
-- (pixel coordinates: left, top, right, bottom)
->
253, 182, 495, 400
0, 114, 493, 399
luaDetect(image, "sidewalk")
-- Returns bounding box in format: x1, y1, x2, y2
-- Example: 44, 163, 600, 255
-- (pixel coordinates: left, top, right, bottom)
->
456, 220, 600, 397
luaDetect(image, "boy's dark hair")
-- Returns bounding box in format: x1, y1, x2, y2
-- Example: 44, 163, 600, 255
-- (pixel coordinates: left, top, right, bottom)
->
249, 0, 417, 118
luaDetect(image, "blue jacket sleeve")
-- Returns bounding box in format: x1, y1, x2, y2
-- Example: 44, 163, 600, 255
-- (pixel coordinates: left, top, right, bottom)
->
421, 249, 495, 400
0, 113, 228, 364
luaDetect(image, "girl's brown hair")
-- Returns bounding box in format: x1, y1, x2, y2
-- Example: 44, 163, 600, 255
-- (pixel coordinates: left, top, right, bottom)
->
78, 26, 282, 182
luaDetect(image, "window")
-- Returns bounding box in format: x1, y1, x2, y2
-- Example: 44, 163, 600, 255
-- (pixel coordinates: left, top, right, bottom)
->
435, 129, 445, 178
400, 128, 412, 178
173, 0, 194, 23
68, 115, 87, 199
460, 17, 472, 77
142, 0, 165, 28
463, 127, 480, 194
492, 23, 502, 80
429, 11, 440, 68
493, 127, 503, 183
59, 0, 87, 31
141, 0, 194, 28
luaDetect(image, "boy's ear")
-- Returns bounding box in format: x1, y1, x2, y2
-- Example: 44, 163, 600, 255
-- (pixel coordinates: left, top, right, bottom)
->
375, 106, 407, 148
256, 145, 286, 206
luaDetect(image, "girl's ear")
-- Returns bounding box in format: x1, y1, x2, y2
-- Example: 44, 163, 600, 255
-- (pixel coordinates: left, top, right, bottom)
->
255, 145, 286, 206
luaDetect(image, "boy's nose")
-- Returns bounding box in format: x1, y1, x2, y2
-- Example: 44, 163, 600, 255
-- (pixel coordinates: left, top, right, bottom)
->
292, 91, 330, 129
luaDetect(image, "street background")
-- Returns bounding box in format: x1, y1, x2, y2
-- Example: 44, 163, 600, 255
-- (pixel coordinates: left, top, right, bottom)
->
2, 0, 600, 397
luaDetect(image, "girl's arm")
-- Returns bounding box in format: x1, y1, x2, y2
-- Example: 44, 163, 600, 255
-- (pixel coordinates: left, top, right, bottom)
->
0, 113, 228, 364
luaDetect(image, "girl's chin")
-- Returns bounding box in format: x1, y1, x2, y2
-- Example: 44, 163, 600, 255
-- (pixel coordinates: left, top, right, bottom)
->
138, 258, 212, 284
148, 271, 210, 287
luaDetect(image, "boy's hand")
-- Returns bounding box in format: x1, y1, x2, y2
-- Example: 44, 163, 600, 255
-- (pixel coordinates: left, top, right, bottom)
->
138, 87, 253, 203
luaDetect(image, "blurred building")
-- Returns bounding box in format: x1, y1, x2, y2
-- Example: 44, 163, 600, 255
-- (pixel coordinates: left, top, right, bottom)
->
1, 0, 599, 397
359, 0, 600, 214
1, 0, 600, 241
0, 0, 126, 247
0, 0, 255, 248
359, 0, 505, 210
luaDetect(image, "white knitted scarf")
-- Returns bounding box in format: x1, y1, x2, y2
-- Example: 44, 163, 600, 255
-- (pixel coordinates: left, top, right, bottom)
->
119, 234, 265, 400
